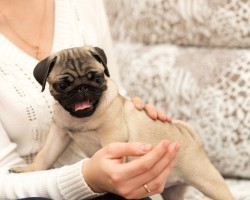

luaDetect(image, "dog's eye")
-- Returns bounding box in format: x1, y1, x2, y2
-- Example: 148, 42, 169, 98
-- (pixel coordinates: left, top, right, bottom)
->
86, 72, 104, 84
95, 75, 104, 84
55, 82, 69, 91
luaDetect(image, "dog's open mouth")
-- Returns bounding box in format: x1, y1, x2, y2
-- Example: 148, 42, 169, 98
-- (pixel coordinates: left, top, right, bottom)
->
60, 85, 105, 118
74, 99, 92, 111
68, 97, 99, 118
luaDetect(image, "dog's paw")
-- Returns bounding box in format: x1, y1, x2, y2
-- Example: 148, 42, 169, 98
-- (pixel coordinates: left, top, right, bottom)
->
9, 166, 26, 173
9, 165, 35, 173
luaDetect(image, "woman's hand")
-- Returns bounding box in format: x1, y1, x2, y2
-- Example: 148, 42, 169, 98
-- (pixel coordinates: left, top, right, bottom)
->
131, 97, 172, 122
82, 140, 179, 199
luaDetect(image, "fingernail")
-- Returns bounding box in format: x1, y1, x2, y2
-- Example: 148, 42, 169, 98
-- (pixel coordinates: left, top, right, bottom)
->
141, 144, 152, 152
165, 117, 172, 123
162, 140, 169, 150
174, 143, 180, 152
136, 103, 143, 109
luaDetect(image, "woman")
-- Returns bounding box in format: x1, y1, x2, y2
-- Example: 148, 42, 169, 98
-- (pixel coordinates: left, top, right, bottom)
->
0, 0, 179, 199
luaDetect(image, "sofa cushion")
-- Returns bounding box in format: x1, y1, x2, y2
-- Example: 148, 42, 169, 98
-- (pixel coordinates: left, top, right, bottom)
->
105, 0, 250, 48
114, 42, 250, 179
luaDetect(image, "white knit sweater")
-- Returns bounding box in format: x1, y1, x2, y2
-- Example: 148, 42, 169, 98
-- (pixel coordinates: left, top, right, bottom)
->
0, 0, 120, 199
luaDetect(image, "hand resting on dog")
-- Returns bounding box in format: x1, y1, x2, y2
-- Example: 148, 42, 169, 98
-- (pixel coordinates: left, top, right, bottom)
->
82, 140, 179, 199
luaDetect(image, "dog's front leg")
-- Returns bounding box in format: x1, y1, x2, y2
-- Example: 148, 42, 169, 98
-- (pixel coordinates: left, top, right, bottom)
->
10, 123, 71, 173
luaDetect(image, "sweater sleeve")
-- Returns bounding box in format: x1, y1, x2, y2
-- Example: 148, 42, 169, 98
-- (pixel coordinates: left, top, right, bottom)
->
0, 161, 102, 199
0, 123, 102, 200
0, 123, 26, 169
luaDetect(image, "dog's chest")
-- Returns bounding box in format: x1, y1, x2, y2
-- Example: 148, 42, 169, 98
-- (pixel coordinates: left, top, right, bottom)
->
54, 104, 100, 131
68, 130, 102, 157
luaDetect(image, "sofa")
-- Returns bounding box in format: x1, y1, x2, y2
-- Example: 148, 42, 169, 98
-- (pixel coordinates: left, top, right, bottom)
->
104, 0, 250, 199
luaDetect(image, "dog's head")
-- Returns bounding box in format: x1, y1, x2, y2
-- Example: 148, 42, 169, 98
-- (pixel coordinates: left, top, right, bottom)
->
33, 46, 110, 118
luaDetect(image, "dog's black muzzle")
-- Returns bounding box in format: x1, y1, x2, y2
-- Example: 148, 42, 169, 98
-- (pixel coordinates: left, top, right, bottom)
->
58, 84, 107, 118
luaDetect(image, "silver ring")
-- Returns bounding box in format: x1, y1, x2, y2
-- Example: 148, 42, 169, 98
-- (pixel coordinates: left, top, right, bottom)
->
143, 184, 151, 193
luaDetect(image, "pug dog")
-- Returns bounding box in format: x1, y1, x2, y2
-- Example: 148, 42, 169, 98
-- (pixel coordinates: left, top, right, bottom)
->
11, 46, 234, 200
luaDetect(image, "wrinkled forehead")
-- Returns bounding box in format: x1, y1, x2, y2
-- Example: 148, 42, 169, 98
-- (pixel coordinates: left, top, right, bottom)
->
56, 48, 92, 65
51, 50, 104, 77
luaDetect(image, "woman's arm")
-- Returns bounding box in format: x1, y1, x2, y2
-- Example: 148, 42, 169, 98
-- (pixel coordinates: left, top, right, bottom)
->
0, 160, 103, 200
0, 123, 26, 169
0, 122, 101, 200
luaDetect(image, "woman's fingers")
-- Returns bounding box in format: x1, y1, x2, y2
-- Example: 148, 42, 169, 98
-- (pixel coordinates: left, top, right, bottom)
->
129, 159, 176, 199
83, 140, 179, 198
121, 140, 177, 179
131, 96, 144, 110
103, 142, 152, 160
137, 143, 178, 190
118, 141, 179, 199
132, 96, 172, 122
82, 142, 152, 194
129, 142, 179, 190
145, 105, 172, 122
144, 104, 158, 120
157, 110, 172, 122
132, 97, 158, 119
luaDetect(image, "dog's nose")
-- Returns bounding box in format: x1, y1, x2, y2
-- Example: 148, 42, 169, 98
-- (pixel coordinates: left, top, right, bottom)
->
78, 86, 88, 93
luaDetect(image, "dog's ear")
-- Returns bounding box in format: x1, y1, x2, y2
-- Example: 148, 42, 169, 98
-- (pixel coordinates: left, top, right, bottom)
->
90, 47, 110, 77
33, 56, 57, 92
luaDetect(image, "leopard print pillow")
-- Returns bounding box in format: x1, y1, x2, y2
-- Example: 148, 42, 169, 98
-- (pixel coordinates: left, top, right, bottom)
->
105, 0, 250, 48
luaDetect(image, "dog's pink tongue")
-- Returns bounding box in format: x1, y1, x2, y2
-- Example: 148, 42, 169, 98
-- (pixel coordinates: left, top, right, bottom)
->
74, 100, 91, 111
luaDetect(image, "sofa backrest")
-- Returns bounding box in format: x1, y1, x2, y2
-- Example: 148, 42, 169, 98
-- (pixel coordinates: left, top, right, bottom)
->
105, 0, 250, 48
